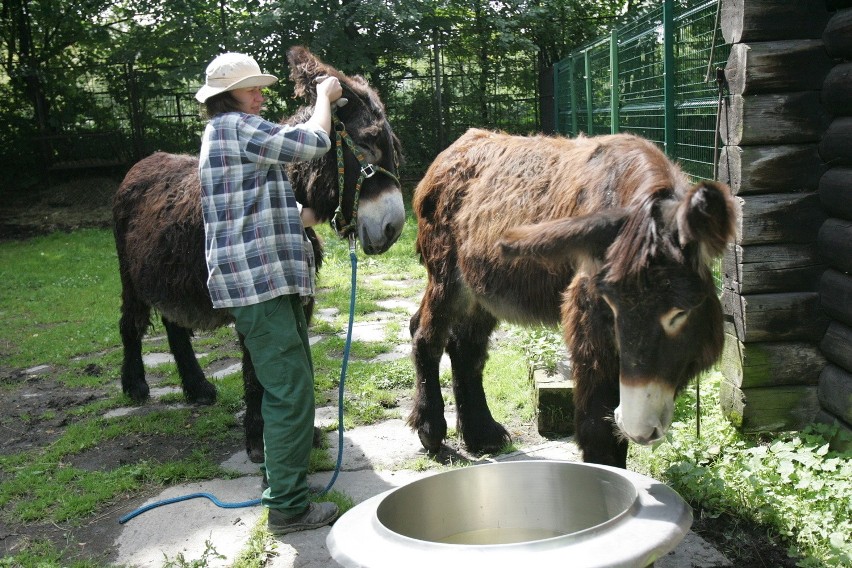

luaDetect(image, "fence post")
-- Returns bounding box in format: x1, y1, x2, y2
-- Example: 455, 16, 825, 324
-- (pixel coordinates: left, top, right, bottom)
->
126, 63, 144, 161
554, 62, 562, 134
569, 57, 578, 136
663, 0, 677, 156
584, 49, 594, 135
433, 28, 446, 152
610, 29, 620, 134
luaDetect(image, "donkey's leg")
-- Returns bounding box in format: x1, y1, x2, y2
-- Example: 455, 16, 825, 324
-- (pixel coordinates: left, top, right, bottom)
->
239, 333, 265, 463
407, 280, 457, 453
565, 279, 628, 468
118, 287, 152, 403
162, 318, 217, 405
446, 307, 509, 454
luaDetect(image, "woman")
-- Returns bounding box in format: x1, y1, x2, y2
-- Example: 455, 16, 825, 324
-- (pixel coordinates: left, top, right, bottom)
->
195, 51, 342, 535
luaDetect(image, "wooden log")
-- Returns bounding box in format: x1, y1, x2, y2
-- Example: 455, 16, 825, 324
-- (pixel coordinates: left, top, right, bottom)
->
722, 290, 829, 342
723, 242, 825, 294
721, 0, 830, 44
813, 409, 852, 453
737, 192, 827, 246
823, 62, 852, 117
818, 364, 852, 424
823, 8, 852, 59
720, 379, 819, 432
719, 93, 828, 147
719, 144, 824, 195
722, 332, 825, 388
818, 218, 852, 273
818, 168, 852, 220
820, 269, 852, 327
820, 321, 852, 372
820, 117, 852, 165
724, 40, 832, 96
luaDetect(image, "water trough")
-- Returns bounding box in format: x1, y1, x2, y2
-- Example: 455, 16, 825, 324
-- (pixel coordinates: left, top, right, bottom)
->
327, 460, 691, 568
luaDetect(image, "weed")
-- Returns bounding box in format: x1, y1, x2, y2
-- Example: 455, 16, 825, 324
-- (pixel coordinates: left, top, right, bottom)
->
161, 538, 226, 568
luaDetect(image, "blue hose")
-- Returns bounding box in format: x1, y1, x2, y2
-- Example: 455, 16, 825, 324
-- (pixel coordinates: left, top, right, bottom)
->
119, 244, 357, 525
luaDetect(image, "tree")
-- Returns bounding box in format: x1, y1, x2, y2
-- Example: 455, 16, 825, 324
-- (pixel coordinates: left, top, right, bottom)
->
0, 0, 114, 131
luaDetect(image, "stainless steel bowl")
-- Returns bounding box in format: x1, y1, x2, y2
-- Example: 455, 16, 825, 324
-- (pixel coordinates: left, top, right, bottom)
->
327, 460, 692, 568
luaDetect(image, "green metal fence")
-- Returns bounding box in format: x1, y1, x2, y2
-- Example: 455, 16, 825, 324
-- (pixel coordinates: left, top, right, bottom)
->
553, 0, 728, 181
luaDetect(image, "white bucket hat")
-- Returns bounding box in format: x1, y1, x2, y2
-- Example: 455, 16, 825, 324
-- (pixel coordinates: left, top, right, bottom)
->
195, 52, 278, 103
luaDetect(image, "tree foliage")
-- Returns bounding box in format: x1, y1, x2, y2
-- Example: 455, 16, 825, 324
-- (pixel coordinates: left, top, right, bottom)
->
0, 0, 646, 186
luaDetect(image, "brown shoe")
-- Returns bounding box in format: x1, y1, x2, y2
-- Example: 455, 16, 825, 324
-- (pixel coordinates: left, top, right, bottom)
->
267, 502, 339, 535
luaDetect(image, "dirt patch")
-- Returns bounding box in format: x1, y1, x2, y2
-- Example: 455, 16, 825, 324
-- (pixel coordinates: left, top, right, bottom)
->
0, 174, 118, 241
0, 368, 105, 455
0, 362, 245, 565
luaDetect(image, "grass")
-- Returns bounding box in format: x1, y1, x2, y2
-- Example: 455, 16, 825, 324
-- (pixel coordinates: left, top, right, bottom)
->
0, 229, 122, 369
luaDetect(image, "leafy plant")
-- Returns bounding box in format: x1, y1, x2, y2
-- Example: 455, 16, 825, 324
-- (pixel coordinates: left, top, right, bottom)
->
635, 375, 851, 568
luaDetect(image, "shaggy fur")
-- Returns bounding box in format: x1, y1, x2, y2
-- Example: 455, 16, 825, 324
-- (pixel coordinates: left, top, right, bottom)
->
113, 47, 403, 462
408, 128, 736, 468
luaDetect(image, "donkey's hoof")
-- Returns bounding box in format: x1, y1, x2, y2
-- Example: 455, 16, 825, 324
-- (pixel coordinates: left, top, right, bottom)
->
247, 445, 264, 464
418, 432, 443, 454
417, 425, 446, 454
183, 380, 216, 405
186, 381, 217, 405
123, 382, 150, 404
461, 421, 512, 454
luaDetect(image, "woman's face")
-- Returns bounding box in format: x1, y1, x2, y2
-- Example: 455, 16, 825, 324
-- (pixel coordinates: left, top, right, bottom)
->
231, 86, 265, 115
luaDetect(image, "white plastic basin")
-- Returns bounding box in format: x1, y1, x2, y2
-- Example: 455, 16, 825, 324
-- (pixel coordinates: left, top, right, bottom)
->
327, 460, 691, 568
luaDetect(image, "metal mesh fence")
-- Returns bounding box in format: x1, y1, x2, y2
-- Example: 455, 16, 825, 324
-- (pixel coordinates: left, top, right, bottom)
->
22, 57, 540, 181
554, 0, 728, 182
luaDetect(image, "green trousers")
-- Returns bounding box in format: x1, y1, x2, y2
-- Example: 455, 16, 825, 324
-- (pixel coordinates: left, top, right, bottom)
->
230, 294, 314, 517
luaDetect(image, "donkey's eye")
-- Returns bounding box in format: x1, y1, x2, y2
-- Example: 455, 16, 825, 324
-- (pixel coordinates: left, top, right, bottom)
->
661, 308, 688, 336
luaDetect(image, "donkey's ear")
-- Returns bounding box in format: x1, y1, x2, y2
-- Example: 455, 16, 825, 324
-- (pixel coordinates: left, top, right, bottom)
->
287, 46, 341, 103
500, 209, 628, 265
676, 181, 738, 265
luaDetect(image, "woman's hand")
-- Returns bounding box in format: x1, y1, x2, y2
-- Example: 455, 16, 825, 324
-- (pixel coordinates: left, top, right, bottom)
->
307, 76, 343, 136
315, 76, 343, 105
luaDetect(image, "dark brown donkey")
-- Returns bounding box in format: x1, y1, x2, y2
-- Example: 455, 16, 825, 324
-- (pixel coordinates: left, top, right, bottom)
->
113, 46, 405, 462
408, 128, 736, 468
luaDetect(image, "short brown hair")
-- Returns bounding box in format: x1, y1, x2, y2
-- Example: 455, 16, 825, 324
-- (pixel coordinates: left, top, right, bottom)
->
201, 91, 242, 119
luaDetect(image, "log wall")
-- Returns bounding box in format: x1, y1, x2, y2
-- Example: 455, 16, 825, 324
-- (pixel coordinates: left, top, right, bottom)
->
815, 7, 852, 451
718, 0, 839, 438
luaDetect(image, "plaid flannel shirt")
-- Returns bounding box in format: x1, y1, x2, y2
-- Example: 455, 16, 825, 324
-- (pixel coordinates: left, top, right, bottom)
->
198, 112, 331, 308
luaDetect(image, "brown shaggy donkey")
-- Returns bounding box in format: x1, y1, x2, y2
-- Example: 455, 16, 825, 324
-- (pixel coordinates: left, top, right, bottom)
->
408, 128, 737, 468
113, 47, 405, 462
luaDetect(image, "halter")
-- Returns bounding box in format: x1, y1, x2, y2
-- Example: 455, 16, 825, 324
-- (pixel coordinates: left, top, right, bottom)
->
330, 112, 400, 239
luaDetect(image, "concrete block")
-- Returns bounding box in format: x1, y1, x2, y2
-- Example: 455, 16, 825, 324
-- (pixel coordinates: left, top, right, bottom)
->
534, 369, 575, 436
